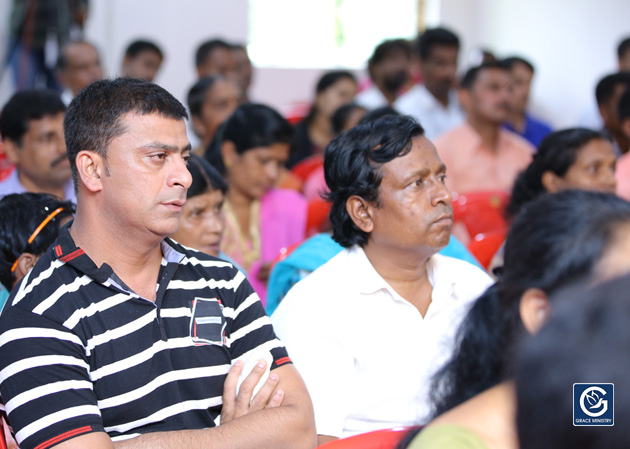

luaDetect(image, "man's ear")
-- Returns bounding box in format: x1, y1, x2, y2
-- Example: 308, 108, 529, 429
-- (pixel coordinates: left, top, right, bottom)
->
346, 195, 374, 234
75, 150, 105, 193
3, 139, 21, 164
541, 170, 563, 193
221, 141, 238, 170
14, 253, 38, 282
519, 287, 551, 334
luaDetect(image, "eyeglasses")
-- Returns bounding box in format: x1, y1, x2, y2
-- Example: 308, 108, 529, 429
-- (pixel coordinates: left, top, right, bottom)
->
10, 207, 65, 273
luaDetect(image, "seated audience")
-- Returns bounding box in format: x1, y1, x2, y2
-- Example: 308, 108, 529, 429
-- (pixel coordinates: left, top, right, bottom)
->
288, 71, 358, 168
231, 43, 253, 102
595, 72, 630, 155
507, 128, 616, 218
0, 78, 315, 449
195, 38, 237, 80
0, 89, 75, 202
331, 103, 368, 135
56, 40, 104, 105
516, 273, 630, 449
396, 27, 464, 140
120, 39, 164, 82
206, 103, 307, 302
502, 56, 553, 147
435, 62, 534, 195
398, 190, 630, 449
615, 89, 630, 199
0, 193, 75, 309
355, 39, 413, 109
187, 75, 241, 156
272, 115, 493, 444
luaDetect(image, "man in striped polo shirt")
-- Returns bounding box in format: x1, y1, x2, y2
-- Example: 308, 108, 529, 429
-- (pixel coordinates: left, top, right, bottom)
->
0, 78, 315, 449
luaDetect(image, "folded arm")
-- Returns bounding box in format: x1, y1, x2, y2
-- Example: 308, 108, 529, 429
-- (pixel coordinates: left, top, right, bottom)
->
54, 363, 316, 449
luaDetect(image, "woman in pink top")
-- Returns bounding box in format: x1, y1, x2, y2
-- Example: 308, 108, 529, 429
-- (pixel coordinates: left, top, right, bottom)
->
205, 104, 307, 304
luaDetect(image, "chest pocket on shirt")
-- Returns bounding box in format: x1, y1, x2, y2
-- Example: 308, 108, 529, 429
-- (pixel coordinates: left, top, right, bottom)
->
190, 297, 227, 346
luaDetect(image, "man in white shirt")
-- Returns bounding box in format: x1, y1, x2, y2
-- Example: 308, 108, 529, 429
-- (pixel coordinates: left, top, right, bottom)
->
396, 27, 464, 140
271, 115, 492, 444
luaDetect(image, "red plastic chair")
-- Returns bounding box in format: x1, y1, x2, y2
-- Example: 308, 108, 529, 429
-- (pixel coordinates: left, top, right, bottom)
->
452, 191, 510, 240
291, 154, 324, 183
284, 101, 311, 126
317, 426, 420, 449
467, 228, 507, 270
306, 197, 331, 237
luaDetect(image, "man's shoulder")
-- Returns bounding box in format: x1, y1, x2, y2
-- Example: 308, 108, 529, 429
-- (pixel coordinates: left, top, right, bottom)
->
166, 238, 241, 281
500, 128, 537, 154
0, 169, 23, 196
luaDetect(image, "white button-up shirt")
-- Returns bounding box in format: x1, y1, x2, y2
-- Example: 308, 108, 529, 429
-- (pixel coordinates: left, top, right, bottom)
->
271, 246, 492, 439
395, 84, 465, 141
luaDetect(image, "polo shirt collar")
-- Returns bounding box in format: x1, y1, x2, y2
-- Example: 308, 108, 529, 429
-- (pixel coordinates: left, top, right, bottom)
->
349, 246, 457, 311
53, 224, 185, 284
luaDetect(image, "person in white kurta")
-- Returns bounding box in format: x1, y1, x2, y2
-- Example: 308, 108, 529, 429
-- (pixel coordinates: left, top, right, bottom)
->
271, 114, 492, 444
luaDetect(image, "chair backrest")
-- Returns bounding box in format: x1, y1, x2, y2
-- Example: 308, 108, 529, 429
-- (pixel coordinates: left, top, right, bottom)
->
316, 426, 420, 449
306, 197, 331, 237
467, 228, 507, 270
452, 191, 510, 240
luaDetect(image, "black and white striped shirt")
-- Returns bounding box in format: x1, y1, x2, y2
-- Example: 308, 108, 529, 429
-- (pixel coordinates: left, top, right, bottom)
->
0, 226, 290, 449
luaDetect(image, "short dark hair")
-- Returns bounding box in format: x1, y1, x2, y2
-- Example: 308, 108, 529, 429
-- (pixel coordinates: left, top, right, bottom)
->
502, 56, 534, 73
595, 72, 630, 106
125, 39, 163, 60
187, 75, 225, 119
0, 89, 65, 144
460, 61, 510, 89
359, 106, 401, 125
618, 88, 630, 123
315, 70, 357, 94
0, 193, 75, 291
507, 128, 612, 218
204, 103, 293, 175
186, 154, 228, 198
64, 78, 188, 192
416, 27, 460, 60
617, 36, 630, 60
516, 273, 630, 449
195, 39, 232, 68
324, 114, 424, 248
368, 39, 411, 72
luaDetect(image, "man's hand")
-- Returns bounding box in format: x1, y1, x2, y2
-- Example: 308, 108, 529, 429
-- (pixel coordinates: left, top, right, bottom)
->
221, 360, 284, 424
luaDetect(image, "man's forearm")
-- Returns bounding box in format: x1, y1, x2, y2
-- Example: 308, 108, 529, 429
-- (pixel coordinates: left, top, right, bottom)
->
113, 402, 316, 449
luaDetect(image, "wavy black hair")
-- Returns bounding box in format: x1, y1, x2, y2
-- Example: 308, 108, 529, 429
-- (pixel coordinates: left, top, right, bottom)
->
204, 103, 293, 175
324, 114, 424, 248
506, 128, 612, 218
0, 193, 76, 291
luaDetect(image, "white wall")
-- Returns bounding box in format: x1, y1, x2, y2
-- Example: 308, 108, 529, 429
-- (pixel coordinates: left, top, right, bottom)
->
2, 0, 629, 130
439, 0, 630, 128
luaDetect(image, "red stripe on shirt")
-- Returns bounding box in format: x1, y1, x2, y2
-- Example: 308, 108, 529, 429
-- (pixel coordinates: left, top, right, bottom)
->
34, 426, 93, 449
275, 357, 292, 366
55, 245, 62, 257
60, 249, 85, 263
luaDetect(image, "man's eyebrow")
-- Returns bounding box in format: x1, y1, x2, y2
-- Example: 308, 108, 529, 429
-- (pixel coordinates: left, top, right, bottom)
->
139, 142, 192, 152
